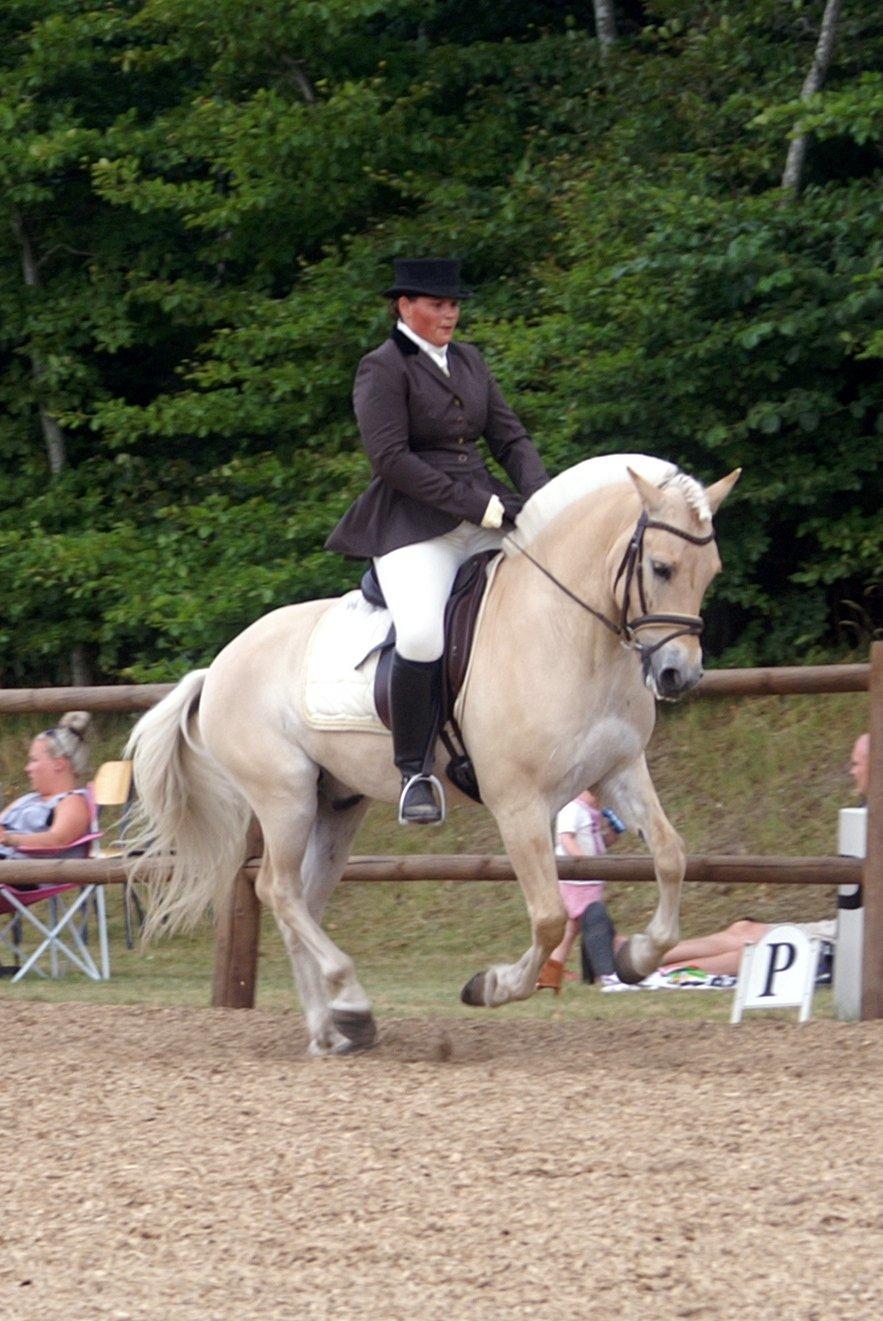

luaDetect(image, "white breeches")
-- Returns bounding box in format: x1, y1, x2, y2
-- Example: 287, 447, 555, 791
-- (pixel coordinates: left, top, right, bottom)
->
374, 521, 505, 662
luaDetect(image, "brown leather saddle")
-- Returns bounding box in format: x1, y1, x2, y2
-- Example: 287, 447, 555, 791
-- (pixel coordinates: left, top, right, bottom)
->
359, 550, 498, 802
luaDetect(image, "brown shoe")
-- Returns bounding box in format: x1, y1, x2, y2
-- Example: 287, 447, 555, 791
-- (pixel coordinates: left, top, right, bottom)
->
536, 958, 565, 994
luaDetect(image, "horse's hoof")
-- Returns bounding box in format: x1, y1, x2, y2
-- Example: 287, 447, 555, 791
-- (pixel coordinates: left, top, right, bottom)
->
460, 971, 487, 1006
613, 941, 647, 985
332, 1035, 378, 1056
331, 1007, 378, 1050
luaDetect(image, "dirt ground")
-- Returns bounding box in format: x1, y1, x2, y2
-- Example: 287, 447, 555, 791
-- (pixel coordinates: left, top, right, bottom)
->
3, 1004, 883, 1320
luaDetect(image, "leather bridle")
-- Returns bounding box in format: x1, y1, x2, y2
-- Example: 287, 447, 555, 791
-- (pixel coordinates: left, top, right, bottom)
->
506, 509, 716, 664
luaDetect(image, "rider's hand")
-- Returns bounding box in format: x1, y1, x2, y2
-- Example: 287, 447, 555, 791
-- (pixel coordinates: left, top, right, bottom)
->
480, 494, 505, 529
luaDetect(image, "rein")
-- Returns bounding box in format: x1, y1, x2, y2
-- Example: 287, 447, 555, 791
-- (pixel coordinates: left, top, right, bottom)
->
506, 509, 715, 662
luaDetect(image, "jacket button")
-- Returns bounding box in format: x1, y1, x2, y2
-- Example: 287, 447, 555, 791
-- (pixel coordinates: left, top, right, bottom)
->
454, 397, 462, 406
457, 454, 467, 463
457, 437, 465, 443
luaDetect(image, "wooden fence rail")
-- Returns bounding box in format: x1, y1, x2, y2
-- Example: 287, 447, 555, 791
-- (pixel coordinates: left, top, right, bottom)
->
0, 661, 869, 714
0, 646, 878, 1015
0, 853, 863, 889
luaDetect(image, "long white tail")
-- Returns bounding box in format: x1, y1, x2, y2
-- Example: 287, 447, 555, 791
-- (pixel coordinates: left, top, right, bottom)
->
125, 670, 252, 941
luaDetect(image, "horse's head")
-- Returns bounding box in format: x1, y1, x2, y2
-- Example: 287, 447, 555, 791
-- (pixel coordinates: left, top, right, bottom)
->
617, 467, 740, 700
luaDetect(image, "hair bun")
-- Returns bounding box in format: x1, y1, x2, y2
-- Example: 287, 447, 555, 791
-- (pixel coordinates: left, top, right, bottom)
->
58, 710, 91, 739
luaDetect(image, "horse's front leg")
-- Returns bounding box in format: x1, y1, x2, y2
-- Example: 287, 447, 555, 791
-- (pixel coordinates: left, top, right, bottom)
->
597, 754, 685, 983
460, 801, 566, 1008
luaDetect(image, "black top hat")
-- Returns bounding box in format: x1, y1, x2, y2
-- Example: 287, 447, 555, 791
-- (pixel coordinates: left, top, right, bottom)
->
383, 258, 472, 300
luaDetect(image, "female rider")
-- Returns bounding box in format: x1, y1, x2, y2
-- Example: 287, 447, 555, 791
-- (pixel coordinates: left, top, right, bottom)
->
326, 258, 549, 824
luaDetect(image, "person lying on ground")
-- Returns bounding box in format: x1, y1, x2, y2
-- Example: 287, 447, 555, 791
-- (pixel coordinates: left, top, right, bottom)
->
613, 729, 869, 979
619, 918, 832, 979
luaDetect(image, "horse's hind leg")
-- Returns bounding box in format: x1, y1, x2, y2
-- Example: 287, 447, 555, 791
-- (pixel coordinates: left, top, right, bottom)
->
596, 753, 685, 983
296, 784, 373, 1052
254, 771, 375, 1055
461, 800, 566, 1008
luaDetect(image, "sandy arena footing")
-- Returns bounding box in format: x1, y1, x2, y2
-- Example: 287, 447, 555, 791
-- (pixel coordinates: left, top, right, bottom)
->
3, 1003, 882, 1319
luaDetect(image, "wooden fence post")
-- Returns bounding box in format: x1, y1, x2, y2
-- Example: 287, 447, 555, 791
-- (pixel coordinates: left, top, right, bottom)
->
212, 869, 260, 1008
861, 641, 883, 1019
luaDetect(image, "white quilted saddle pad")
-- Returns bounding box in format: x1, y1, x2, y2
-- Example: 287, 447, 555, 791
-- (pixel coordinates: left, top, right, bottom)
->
301, 557, 502, 735
302, 591, 391, 733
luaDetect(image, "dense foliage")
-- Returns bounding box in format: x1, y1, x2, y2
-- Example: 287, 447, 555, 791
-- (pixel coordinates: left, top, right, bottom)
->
0, 0, 880, 681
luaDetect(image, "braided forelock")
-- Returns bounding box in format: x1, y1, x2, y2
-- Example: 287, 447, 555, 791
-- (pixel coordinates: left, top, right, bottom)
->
663, 471, 712, 524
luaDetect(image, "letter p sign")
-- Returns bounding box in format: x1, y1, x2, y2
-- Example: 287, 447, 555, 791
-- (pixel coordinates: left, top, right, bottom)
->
760, 942, 797, 997
731, 924, 822, 1024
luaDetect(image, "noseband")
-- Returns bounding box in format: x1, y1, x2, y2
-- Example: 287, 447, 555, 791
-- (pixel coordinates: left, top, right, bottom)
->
506, 509, 715, 664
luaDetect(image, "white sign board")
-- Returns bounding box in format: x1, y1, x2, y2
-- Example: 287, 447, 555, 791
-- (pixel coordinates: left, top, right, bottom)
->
839, 806, 868, 858
730, 924, 821, 1024
835, 806, 866, 1021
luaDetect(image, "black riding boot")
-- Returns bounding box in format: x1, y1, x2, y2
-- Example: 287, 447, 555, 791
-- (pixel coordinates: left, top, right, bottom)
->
389, 652, 445, 824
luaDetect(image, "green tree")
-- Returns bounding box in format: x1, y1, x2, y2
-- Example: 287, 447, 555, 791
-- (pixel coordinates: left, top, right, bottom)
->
0, 1, 879, 680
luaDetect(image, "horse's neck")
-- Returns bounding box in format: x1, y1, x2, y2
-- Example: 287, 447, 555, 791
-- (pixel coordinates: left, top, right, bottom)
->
518, 487, 636, 625
486, 489, 640, 711
478, 490, 652, 782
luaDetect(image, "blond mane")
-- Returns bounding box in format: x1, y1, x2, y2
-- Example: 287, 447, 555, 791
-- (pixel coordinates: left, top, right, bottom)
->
507, 453, 711, 552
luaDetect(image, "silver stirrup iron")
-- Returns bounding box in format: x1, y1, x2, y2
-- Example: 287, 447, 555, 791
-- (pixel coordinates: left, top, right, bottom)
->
398, 774, 446, 826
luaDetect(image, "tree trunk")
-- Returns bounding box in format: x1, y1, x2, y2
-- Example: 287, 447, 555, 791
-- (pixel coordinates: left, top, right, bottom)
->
10, 208, 67, 474
781, 0, 844, 196
69, 644, 93, 687
592, 0, 617, 59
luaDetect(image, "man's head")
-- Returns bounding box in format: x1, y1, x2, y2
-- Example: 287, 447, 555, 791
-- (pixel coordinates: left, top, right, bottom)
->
850, 733, 870, 799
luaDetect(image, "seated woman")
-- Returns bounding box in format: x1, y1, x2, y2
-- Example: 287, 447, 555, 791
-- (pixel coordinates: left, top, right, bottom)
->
0, 712, 92, 862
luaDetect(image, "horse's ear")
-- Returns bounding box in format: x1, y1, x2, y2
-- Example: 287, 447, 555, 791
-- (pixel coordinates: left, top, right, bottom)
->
704, 468, 741, 515
627, 467, 666, 512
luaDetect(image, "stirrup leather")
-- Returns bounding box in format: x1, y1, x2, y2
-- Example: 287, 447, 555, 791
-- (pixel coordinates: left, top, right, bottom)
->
398, 773, 446, 825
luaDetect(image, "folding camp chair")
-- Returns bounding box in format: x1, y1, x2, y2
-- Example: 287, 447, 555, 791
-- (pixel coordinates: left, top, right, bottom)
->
0, 879, 108, 982
0, 761, 132, 983
90, 761, 143, 948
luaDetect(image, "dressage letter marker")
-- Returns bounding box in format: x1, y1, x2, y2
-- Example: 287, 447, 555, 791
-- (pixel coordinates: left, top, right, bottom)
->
730, 924, 821, 1024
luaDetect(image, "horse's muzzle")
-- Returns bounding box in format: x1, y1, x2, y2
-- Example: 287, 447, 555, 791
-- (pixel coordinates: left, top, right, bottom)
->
647, 643, 703, 700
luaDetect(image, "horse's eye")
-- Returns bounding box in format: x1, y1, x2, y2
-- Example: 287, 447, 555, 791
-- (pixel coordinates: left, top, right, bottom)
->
652, 561, 673, 581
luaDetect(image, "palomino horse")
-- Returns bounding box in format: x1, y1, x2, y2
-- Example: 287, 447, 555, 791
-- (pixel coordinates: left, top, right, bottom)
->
127, 455, 739, 1054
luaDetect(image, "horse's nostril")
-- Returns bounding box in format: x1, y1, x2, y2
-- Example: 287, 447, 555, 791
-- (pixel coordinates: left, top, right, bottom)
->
659, 667, 682, 694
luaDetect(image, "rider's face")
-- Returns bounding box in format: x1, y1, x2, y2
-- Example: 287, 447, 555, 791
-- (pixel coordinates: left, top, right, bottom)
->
398, 296, 460, 347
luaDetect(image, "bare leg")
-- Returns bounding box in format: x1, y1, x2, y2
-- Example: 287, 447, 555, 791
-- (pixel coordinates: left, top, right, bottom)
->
461, 799, 566, 1008
660, 920, 770, 967
658, 920, 770, 976
663, 951, 743, 975
597, 755, 685, 982
549, 918, 579, 965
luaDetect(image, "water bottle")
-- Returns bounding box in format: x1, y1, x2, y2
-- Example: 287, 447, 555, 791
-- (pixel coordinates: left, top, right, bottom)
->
602, 807, 627, 835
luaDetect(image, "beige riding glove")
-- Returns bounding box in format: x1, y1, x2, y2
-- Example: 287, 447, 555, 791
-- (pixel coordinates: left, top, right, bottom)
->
481, 494, 505, 529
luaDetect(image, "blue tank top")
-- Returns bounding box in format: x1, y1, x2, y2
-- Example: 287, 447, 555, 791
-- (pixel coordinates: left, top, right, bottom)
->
0, 788, 91, 859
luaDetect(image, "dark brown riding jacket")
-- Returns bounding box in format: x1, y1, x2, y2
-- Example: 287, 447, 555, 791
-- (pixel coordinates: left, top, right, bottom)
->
325, 329, 549, 559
